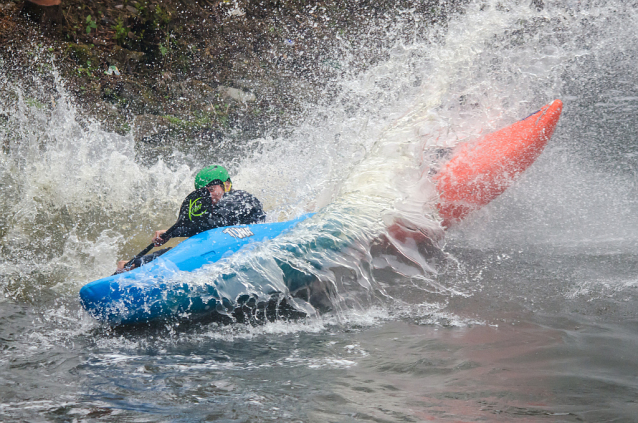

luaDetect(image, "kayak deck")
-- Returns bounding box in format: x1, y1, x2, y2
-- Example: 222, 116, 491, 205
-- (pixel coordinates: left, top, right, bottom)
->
80, 214, 314, 325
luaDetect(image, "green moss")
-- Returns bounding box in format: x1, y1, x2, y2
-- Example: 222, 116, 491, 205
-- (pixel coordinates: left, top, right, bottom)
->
25, 97, 46, 109
67, 43, 96, 67
162, 114, 187, 126
154, 5, 172, 26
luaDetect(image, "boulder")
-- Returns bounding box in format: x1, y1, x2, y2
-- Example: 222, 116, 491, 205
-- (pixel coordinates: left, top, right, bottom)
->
218, 86, 257, 103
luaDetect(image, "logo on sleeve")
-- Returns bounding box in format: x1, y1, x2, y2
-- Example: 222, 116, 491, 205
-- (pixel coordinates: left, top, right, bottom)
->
189, 197, 206, 221
223, 227, 255, 239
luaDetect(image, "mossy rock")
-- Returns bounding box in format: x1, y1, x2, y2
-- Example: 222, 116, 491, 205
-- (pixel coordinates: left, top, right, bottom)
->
66, 42, 97, 66
107, 46, 146, 73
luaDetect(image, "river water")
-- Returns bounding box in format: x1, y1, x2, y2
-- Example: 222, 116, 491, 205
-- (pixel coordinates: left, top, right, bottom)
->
2, 0, 638, 421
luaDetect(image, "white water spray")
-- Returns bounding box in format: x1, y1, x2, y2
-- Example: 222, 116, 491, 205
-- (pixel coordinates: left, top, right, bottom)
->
1, 0, 636, 318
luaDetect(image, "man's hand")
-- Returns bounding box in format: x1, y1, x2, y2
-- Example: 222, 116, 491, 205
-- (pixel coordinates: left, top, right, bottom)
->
153, 229, 168, 246
116, 260, 133, 273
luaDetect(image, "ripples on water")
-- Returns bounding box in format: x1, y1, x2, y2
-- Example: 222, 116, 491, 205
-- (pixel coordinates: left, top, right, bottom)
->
2, 0, 638, 421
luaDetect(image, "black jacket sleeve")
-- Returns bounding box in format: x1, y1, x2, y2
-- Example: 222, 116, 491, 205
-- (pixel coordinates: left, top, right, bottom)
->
207, 190, 266, 228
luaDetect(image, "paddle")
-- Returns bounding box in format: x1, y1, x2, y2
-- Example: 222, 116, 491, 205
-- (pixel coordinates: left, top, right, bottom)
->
114, 229, 173, 275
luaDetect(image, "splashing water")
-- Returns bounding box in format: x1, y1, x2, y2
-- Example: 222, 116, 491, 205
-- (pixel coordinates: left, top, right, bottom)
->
3, 1, 635, 316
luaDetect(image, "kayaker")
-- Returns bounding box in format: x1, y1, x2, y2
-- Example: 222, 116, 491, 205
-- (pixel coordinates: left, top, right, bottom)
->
117, 165, 265, 271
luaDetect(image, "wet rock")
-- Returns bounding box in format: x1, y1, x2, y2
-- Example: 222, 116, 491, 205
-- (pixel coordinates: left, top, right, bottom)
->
218, 86, 256, 103
116, 79, 162, 114
134, 114, 172, 143
154, 71, 173, 89
228, 8, 246, 17
133, 112, 220, 144
67, 43, 97, 66
107, 46, 145, 74
86, 100, 130, 135
168, 80, 217, 103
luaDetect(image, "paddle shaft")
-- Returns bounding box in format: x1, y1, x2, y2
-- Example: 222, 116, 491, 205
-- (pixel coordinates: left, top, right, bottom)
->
115, 230, 173, 274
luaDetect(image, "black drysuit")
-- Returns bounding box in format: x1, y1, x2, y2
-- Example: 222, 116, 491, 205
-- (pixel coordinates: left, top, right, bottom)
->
133, 188, 265, 268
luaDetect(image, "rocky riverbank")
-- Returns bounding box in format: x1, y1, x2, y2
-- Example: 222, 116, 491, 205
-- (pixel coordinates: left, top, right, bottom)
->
0, 0, 464, 147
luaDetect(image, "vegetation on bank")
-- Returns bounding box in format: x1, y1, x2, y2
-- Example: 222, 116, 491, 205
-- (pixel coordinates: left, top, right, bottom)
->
0, 0, 464, 145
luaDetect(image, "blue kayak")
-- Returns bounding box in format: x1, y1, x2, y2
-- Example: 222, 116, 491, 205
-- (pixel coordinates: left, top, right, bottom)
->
80, 213, 315, 325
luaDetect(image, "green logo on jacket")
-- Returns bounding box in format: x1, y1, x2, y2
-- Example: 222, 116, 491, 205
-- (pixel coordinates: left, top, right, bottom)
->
189, 197, 206, 221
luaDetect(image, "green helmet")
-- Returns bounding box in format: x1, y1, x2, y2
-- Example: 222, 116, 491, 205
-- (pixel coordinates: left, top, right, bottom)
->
194, 165, 230, 190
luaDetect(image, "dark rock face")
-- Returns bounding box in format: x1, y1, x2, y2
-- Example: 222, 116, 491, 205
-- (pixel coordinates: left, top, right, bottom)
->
2, 0, 468, 145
